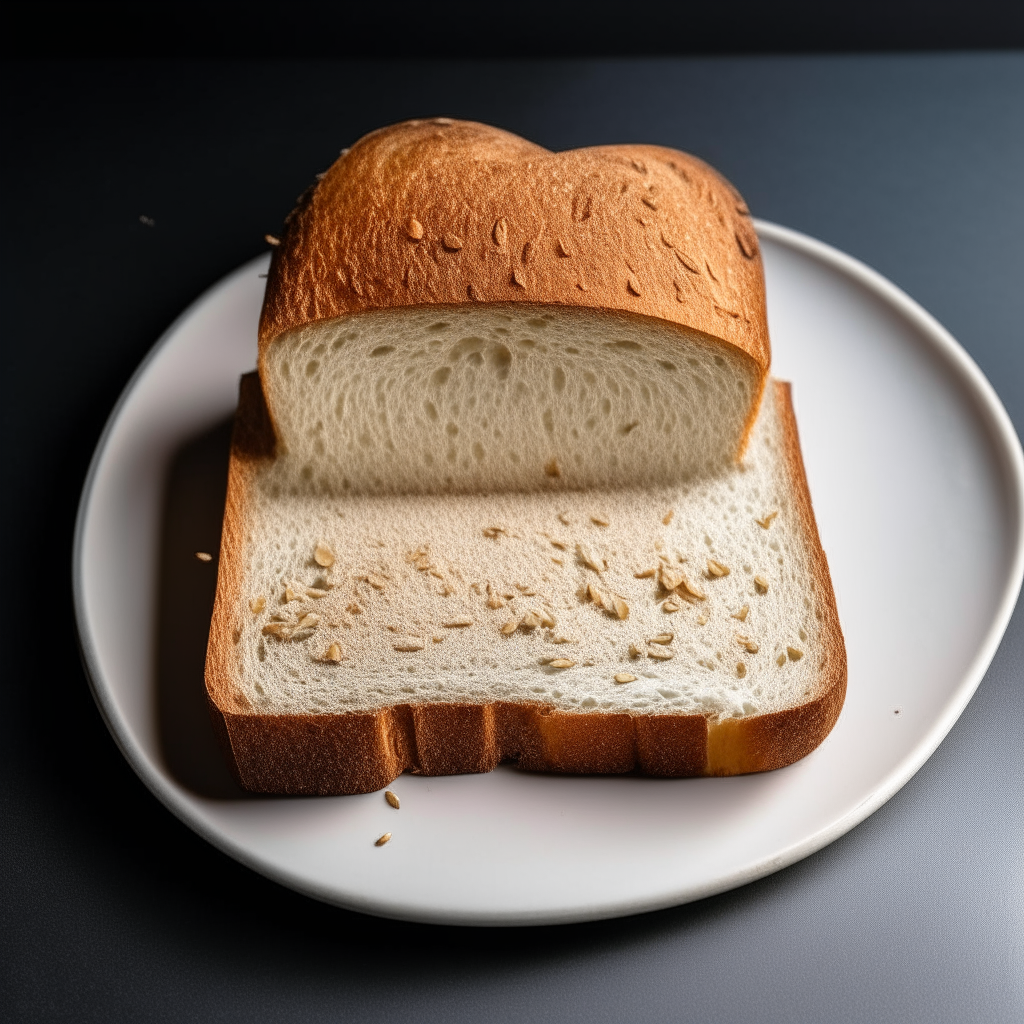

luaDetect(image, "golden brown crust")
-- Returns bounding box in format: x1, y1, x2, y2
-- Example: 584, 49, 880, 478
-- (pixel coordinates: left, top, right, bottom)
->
204, 379, 847, 794
257, 119, 769, 455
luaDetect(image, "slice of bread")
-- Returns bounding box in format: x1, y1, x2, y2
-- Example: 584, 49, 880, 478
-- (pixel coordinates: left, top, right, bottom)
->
203, 119, 845, 794
205, 376, 846, 795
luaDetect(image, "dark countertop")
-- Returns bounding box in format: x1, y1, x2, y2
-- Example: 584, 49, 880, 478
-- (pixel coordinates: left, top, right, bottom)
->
2, 55, 1022, 1023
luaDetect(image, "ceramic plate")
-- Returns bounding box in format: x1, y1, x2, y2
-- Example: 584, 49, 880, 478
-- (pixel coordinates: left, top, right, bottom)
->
73, 222, 1024, 925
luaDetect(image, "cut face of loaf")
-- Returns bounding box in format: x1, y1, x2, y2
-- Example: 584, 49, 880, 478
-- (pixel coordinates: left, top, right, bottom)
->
206, 381, 846, 794
260, 304, 762, 495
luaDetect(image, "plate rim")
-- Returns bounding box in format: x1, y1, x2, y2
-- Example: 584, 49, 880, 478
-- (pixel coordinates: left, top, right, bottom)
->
71, 221, 1024, 926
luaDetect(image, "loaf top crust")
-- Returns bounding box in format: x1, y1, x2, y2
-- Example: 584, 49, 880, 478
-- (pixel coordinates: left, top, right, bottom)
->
258, 118, 769, 384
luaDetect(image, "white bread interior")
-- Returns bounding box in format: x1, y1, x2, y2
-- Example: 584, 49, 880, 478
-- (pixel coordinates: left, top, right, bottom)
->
259, 304, 761, 496
228, 381, 827, 722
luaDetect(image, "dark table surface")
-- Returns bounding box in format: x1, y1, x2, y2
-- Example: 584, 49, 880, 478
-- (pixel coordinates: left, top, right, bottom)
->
2, 54, 1022, 1023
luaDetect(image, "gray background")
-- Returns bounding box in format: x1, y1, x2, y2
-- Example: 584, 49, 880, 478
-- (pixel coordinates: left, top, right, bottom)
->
1, 54, 1022, 1022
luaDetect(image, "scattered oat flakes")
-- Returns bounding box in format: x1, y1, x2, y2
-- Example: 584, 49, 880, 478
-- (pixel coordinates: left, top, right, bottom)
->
648, 647, 674, 660
634, 567, 657, 579
520, 609, 543, 630
482, 526, 506, 540
614, 673, 637, 684
432, 635, 445, 643
577, 543, 606, 573
696, 613, 708, 625
314, 542, 335, 567
662, 510, 675, 526
756, 511, 779, 529
591, 515, 610, 527
549, 659, 575, 669
736, 662, 747, 679
731, 604, 749, 622
500, 618, 521, 636
305, 587, 330, 599
787, 646, 804, 661
628, 643, 644, 658
706, 558, 730, 578
394, 639, 425, 652
359, 574, 387, 591
297, 612, 320, 630
661, 597, 681, 613
754, 575, 769, 594
322, 643, 343, 663
195, 551, 212, 562
385, 791, 400, 809
443, 617, 473, 628
284, 582, 306, 603
347, 602, 363, 615
250, 595, 266, 614
777, 653, 787, 667
737, 637, 759, 654
650, 633, 674, 645
659, 564, 685, 592
612, 596, 629, 620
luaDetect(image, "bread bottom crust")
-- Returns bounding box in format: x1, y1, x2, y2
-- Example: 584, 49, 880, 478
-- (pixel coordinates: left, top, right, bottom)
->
204, 380, 846, 795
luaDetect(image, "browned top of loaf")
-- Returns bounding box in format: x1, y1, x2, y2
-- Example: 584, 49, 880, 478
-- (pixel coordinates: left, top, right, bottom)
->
258, 118, 769, 376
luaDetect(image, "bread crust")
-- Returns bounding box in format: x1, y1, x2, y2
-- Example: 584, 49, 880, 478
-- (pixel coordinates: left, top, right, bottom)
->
257, 119, 769, 457
204, 378, 846, 794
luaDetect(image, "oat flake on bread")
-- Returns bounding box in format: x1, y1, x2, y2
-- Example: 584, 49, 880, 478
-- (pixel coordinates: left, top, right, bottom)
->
204, 118, 846, 795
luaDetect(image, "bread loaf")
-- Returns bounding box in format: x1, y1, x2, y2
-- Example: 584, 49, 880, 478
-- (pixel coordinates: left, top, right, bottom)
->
204, 119, 846, 794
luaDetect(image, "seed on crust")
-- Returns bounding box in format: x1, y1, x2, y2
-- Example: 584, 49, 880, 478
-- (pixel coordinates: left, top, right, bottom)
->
394, 639, 425, 652
385, 790, 400, 809
577, 543, 606, 573
634, 567, 657, 579
649, 633, 674, 645
500, 618, 521, 636
614, 673, 637, 684
323, 643, 343, 663
549, 659, 575, 669
442, 233, 463, 251
647, 647, 674, 660
706, 558, 730, 578
591, 515, 609, 527
731, 604, 749, 621
195, 551, 213, 562
787, 646, 804, 661
405, 216, 424, 240
662, 510, 675, 526
249, 595, 266, 614
736, 662, 747, 679
443, 617, 473, 627
754, 575, 769, 594
314, 542, 335, 567
757, 511, 779, 529
375, 832, 392, 846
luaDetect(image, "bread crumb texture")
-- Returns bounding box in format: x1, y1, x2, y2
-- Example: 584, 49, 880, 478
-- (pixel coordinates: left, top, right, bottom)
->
233, 386, 822, 720
261, 304, 757, 495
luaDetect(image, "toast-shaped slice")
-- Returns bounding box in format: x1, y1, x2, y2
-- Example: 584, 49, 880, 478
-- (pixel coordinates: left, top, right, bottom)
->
205, 377, 846, 794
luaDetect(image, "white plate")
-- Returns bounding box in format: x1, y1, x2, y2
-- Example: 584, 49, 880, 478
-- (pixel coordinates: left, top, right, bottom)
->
73, 222, 1024, 926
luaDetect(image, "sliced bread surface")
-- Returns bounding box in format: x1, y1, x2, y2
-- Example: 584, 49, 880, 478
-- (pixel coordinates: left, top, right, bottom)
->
206, 379, 846, 794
